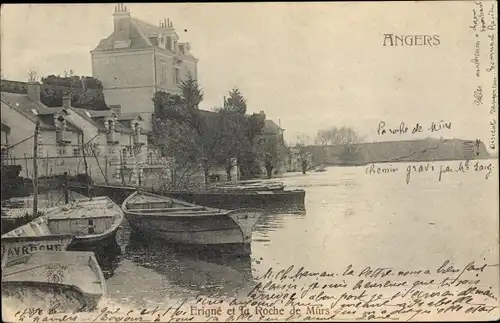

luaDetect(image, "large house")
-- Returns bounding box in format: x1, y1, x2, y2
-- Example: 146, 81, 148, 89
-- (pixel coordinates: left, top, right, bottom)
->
91, 3, 198, 132
0, 81, 161, 185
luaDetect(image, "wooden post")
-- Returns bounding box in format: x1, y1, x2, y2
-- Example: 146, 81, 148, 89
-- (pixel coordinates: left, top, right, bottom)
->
24, 153, 29, 178
80, 133, 91, 198
33, 121, 40, 216
90, 146, 108, 185
64, 171, 69, 204
104, 156, 108, 184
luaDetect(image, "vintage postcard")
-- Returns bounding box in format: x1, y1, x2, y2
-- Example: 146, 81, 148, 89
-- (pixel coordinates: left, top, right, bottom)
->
1, 1, 498, 322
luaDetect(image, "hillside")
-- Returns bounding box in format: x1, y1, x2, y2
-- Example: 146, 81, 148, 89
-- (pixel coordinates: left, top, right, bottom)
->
304, 138, 492, 166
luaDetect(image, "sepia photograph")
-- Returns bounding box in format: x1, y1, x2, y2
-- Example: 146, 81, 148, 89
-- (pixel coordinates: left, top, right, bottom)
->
0, 2, 498, 322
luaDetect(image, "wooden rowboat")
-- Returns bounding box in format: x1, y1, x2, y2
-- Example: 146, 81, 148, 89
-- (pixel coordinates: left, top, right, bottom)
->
1, 251, 106, 315
122, 191, 263, 256
2, 196, 124, 252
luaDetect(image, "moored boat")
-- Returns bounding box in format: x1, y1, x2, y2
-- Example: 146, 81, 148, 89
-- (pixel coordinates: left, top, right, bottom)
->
1, 251, 106, 314
122, 191, 263, 256
2, 196, 124, 251
214, 180, 285, 192
1, 234, 75, 260
68, 183, 306, 213
1, 190, 89, 234
165, 188, 306, 213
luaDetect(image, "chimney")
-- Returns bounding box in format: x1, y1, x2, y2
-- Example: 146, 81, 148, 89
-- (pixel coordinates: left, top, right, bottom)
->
113, 3, 131, 40
62, 96, 71, 109
27, 82, 41, 102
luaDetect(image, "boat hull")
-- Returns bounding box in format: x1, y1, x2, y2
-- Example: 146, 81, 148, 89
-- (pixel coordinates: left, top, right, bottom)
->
1, 251, 106, 315
1, 235, 74, 260
125, 209, 261, 246
122, 191, 263, 256
69, 228, 119, 251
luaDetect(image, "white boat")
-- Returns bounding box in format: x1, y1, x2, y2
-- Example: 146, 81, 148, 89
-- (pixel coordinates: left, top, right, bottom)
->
122, 191, 263, 256
1, 190, 87, 221
2, 196, 124, 251
1, 251, 106, 314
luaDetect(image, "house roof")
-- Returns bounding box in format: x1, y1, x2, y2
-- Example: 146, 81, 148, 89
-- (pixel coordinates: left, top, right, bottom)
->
73, 108, 144, 134
72, 108, 108, 131
0, 92, 79, 132
118, 113, 143, 121
92, 16, 196, 60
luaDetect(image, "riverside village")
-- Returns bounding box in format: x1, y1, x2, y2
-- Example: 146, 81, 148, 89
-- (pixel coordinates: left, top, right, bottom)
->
0, 3, 497, 321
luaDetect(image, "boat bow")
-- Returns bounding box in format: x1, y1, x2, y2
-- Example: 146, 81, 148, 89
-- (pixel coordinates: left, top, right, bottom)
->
226, 208, 263, 244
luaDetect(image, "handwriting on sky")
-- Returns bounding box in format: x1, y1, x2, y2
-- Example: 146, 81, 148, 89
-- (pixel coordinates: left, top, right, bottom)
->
470, 1, 497, 151
376, 121, 452, 136
365, 160, 494, 184
11, 260, 498, 322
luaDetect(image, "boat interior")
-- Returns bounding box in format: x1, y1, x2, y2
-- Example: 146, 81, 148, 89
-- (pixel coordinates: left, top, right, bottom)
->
2, 197, 121, 238
125, 192, 224, 215
2, 251, 104, 296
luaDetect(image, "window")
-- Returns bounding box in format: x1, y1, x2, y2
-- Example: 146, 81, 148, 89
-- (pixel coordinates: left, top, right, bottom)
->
161, 62, 167, 84
57, 146, 67, 156
73, 148, 80, 156
174, 40, 178, 53
175, 68, 180, 84
166, 36, 172, 50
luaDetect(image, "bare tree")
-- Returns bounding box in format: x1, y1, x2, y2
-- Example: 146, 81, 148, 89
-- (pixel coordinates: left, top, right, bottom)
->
315, 126, 364, 146
28, 69, 39, 82
295, 133, 312, 147
63, 69, 75, 78
314, 126, 365, 164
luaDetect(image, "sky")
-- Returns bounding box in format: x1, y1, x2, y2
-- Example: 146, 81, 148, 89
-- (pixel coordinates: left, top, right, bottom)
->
1, 2, 497, 150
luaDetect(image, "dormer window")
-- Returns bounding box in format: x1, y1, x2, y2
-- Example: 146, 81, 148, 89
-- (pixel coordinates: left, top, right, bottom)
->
106, 119, 118, 144
166, 36, 172, 50
55, 114, 71, 145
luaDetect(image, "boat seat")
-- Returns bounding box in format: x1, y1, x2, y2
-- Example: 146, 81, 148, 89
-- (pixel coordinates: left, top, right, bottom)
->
21, 225, 36, 236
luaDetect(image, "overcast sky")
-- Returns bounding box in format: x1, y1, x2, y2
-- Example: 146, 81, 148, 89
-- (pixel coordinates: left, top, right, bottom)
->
1, 2, 497, 149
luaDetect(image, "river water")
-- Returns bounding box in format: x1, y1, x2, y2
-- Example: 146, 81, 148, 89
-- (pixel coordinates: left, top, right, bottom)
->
88, 160, 498, 316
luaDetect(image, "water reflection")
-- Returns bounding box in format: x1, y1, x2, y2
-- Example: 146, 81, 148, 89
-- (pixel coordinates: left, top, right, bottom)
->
94, 242, 123, 280
124, 240, 255, 298
254, 212, 305, 235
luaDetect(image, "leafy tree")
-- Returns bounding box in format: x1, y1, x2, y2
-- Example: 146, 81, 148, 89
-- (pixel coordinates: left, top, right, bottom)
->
224, 88, 247, 114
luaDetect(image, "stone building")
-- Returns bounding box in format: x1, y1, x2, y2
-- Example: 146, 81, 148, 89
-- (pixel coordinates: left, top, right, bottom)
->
91, 3, 198, 132
1, 81, 160, 185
